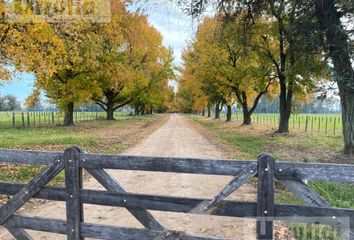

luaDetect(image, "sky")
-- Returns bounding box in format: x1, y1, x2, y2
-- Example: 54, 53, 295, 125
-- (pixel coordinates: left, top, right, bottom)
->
0, 1, 198, 102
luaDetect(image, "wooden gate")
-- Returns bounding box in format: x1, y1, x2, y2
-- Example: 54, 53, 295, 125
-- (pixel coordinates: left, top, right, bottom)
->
0, 147, 353, 239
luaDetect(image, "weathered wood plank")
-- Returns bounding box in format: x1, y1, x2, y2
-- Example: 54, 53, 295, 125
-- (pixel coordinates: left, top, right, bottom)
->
81, 154, 354, 183
1, 183, 354, 223
275, 162, 354, 183
4, 225, 33, 240
256, 154, 275, 240
0, 149, 353, 183
280, 179, 330, 207
64, 147, 84, 240
82, 154, 253, 176
6, 215, 223, 240
0, 157, 64, 224
87, 168, 165, 232
0, 149, 61, 165
0, 183, 66, 201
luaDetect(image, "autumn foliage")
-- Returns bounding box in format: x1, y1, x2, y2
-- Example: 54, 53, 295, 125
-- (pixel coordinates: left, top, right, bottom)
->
0, 0, 175, 125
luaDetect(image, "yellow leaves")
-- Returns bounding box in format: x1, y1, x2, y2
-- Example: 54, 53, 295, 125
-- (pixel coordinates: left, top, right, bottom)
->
0, 0, 173, 113
25, 89, 41, 108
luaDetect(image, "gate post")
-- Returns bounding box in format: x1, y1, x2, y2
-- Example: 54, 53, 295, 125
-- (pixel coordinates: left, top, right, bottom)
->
256, 153, 275, 240
64, 147, 84, 240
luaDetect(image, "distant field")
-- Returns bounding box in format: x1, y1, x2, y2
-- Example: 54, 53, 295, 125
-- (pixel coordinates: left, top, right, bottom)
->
221, 113, 343, 135
0, 111, 127, 128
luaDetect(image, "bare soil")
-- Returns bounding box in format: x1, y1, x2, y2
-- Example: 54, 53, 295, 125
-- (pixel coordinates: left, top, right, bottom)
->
0, 114, 258, 240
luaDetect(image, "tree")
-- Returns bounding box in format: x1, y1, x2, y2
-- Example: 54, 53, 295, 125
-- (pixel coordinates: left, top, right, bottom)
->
248, 1, 328, 133
314, 0, 354, 154
0, 1, 62, 89
219, 15, 276, 124
0, 95, 21, 111
91, 8, 173, 119
26, 1, 109, 125
130, 48, 175, 115
178, 48, 209, 114
180, 15, 276, 124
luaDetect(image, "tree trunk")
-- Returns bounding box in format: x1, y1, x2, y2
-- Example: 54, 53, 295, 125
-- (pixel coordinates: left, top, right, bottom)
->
275, 20, 293, 134
202, 109, 205, 117
63, 102, 74, 126
215, 102, 221, 119
226, 105, 232, 122
341, 93, 354, 154
315, 0, 354, 154
278, 111, 291, 133
134, 106, 139, 115
207, 107, 211, 118
277, 90, 292, 134
106, 101, 115, 120
242, 109, 252, 125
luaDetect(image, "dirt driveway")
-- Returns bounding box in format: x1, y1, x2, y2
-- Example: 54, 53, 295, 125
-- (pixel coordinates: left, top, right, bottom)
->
0, 114, 257, 240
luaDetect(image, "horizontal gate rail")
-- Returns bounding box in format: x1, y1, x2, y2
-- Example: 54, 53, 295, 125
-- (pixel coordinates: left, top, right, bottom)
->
0, 149, 353, 183
0, 183, 353, 227
87, 168, 166, 232
0, 147, 354, 239
6, 215, 222, 240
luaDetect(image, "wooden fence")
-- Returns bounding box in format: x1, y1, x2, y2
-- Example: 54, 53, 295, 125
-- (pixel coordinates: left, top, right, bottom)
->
0, 147, 353, 239
233, 113, 343, 136
0, 112, 110, 128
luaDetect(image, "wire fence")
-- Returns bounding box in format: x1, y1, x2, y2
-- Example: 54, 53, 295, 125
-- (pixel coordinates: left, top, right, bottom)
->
0, 111, 121, 129
231, 113, 343, 136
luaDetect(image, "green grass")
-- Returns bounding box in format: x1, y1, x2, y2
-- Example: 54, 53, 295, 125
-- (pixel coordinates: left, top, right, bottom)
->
0, 127, 99, 149
0, 111, 127, 128
192, 114, 345, 162
221, 113, 343, 136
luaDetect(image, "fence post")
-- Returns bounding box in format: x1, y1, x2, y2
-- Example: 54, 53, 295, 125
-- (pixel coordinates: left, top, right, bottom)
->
12, 112, 15, 128
257, 153, 275, 240
325, 118, 328, 135
334, 118, 337, 135
21, 112, 25, 128
64, 147, 84, 240
27, 112, 30, 127
305, 116, 309, 133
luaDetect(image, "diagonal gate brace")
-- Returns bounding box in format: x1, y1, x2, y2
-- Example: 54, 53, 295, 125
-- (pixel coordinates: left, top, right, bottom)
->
160, 163, 258, 240
4, 225, 33, 240
86, 168, 166, 232
0, 156, 64, 239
